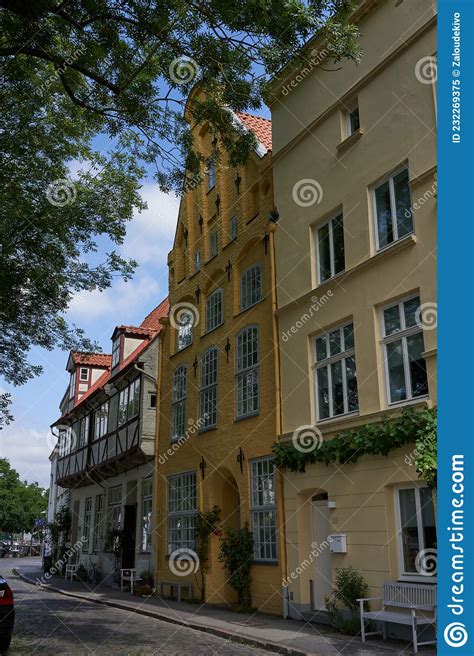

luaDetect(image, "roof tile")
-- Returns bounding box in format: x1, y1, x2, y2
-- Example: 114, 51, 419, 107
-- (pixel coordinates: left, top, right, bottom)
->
236, 112, 272, 151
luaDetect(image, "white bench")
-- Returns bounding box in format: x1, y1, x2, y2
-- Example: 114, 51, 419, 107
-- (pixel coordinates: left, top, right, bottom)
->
159, 580, 192, 603
358, 581, 436, 654
65, 564, 78, 581
120, 569, 142, 594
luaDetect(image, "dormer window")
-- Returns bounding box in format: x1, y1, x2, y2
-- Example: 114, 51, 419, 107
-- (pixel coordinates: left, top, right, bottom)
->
69, 370, 76, 400
112, 336, 121, 368
80, 367, 89, 381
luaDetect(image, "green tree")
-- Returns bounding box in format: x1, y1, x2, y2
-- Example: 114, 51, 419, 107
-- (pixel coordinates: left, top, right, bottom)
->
0, 458, 48, 538
0, 1, 360, 423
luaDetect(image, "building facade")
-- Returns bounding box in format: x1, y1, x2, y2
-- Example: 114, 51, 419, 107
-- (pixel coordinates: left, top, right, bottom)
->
51, 299, 168, 580
270, 0, 437, 623
153, 90, 284, 614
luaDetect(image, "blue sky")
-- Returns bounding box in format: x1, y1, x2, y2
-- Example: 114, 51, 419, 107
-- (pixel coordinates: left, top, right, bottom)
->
0, 96, 270, 488
0, 181, 180, 487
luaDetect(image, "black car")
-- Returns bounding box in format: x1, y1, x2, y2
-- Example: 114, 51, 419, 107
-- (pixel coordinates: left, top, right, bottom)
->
0, 575, 14, 652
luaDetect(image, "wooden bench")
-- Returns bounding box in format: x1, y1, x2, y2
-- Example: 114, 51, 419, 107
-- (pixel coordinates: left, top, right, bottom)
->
358, 581, 436, 654
159, 580, 192, 603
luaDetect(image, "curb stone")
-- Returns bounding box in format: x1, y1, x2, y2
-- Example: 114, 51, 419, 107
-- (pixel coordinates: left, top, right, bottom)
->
13, 569, 309, 656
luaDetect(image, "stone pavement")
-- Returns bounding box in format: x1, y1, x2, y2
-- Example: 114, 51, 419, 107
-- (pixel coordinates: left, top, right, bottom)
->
8, 558, 435, 655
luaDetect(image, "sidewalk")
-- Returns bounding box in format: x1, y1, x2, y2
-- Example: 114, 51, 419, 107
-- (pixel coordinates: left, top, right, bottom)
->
14, 563, 434, 656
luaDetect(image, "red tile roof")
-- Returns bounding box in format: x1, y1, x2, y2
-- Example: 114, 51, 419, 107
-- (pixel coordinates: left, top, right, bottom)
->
71, 352, 111, 367
140, 297, 170, 331
56, 298, 169, 421
236, 112, 272, 151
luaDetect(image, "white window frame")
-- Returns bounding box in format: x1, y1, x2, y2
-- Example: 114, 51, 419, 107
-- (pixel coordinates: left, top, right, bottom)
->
210, 229, 218, 258
240, 263, 262, 311
346, 103, 360, 137
205, 289, 223, 333
207, 160, 216, 191
107, 484, 123, 537
111, 336, 121, 368
69, 370, 76, 400
235, 326, 259, 419
199, 347, 218, 429
79, 415, 89, 448
251, 457, 277, 562
380, 294, 428, 406
79, 367, 89, 381
94, 401, 109, 440
167, 471, 197, 554
82, 497, 93, 553
394, 484, 437, 581
141, 478, 153, 553
313, 321, 358, 421
177, 311, 193, 351
195, 250, 201, 272
315, 213, 345, 284
92, 494, 103, 552
372, 166, 414, 251
171, 365, 187, 441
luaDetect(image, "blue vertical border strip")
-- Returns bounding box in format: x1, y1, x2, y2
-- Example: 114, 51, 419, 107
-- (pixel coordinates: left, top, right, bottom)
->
438, 1, 474, 654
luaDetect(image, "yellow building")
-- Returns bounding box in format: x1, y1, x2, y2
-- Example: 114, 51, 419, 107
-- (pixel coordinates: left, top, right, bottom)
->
269, 0, 437, 624
154, 90, 284, 614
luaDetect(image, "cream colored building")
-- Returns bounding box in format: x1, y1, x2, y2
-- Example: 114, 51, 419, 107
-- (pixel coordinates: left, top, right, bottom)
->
270, 0, 437, 624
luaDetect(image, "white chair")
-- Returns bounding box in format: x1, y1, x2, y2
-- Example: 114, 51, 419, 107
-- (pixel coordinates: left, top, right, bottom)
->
65, 564, 79, 581
120, 568, 142, 594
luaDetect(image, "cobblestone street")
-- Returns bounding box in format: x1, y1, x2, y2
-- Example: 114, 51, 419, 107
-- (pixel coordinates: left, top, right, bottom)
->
2, 562, 272, 655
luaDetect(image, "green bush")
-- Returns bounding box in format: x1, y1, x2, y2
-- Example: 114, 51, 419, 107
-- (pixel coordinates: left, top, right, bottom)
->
218, 523, 253, 610
325, 566, 370, 635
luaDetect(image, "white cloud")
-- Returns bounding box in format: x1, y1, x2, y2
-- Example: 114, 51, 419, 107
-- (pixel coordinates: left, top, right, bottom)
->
68, 271, 165, 325
67, 184, 178, 324
0, 425, 53, 487
120, 184, 179, 264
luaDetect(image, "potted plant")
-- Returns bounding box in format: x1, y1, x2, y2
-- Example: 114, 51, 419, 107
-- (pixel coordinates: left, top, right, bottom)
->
76, 564, 87, 582
139, 570, 154, 588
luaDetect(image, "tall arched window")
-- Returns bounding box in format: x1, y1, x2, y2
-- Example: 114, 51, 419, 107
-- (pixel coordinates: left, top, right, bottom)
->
205, 289, 223, 333
235, 326, 259, 418
199, 347, 218, 429
171, 365, 187, 440
240, 264, 262, 310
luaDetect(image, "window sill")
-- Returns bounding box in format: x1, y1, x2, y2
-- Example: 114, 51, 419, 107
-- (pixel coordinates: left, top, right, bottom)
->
252, 560, 279, 566
198, 426, 217, 435
246, 213, 259, 226
235, 411, 259, 423
375, 232, 415, 256
397, 576, 437, 584
316, 411, 359, 427
205, 254, 218, 265
203, 322, 224, 338
223, 237, 238, 250
336, 128, 363, 154
233, 297, 265, 319
387, 395, 430, 410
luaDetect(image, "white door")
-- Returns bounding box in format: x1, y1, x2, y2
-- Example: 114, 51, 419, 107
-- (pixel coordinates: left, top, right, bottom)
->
311, 499, 333, 610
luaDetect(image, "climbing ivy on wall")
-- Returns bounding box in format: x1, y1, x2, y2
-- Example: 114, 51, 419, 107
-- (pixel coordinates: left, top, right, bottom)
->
272, 407, 437, 487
